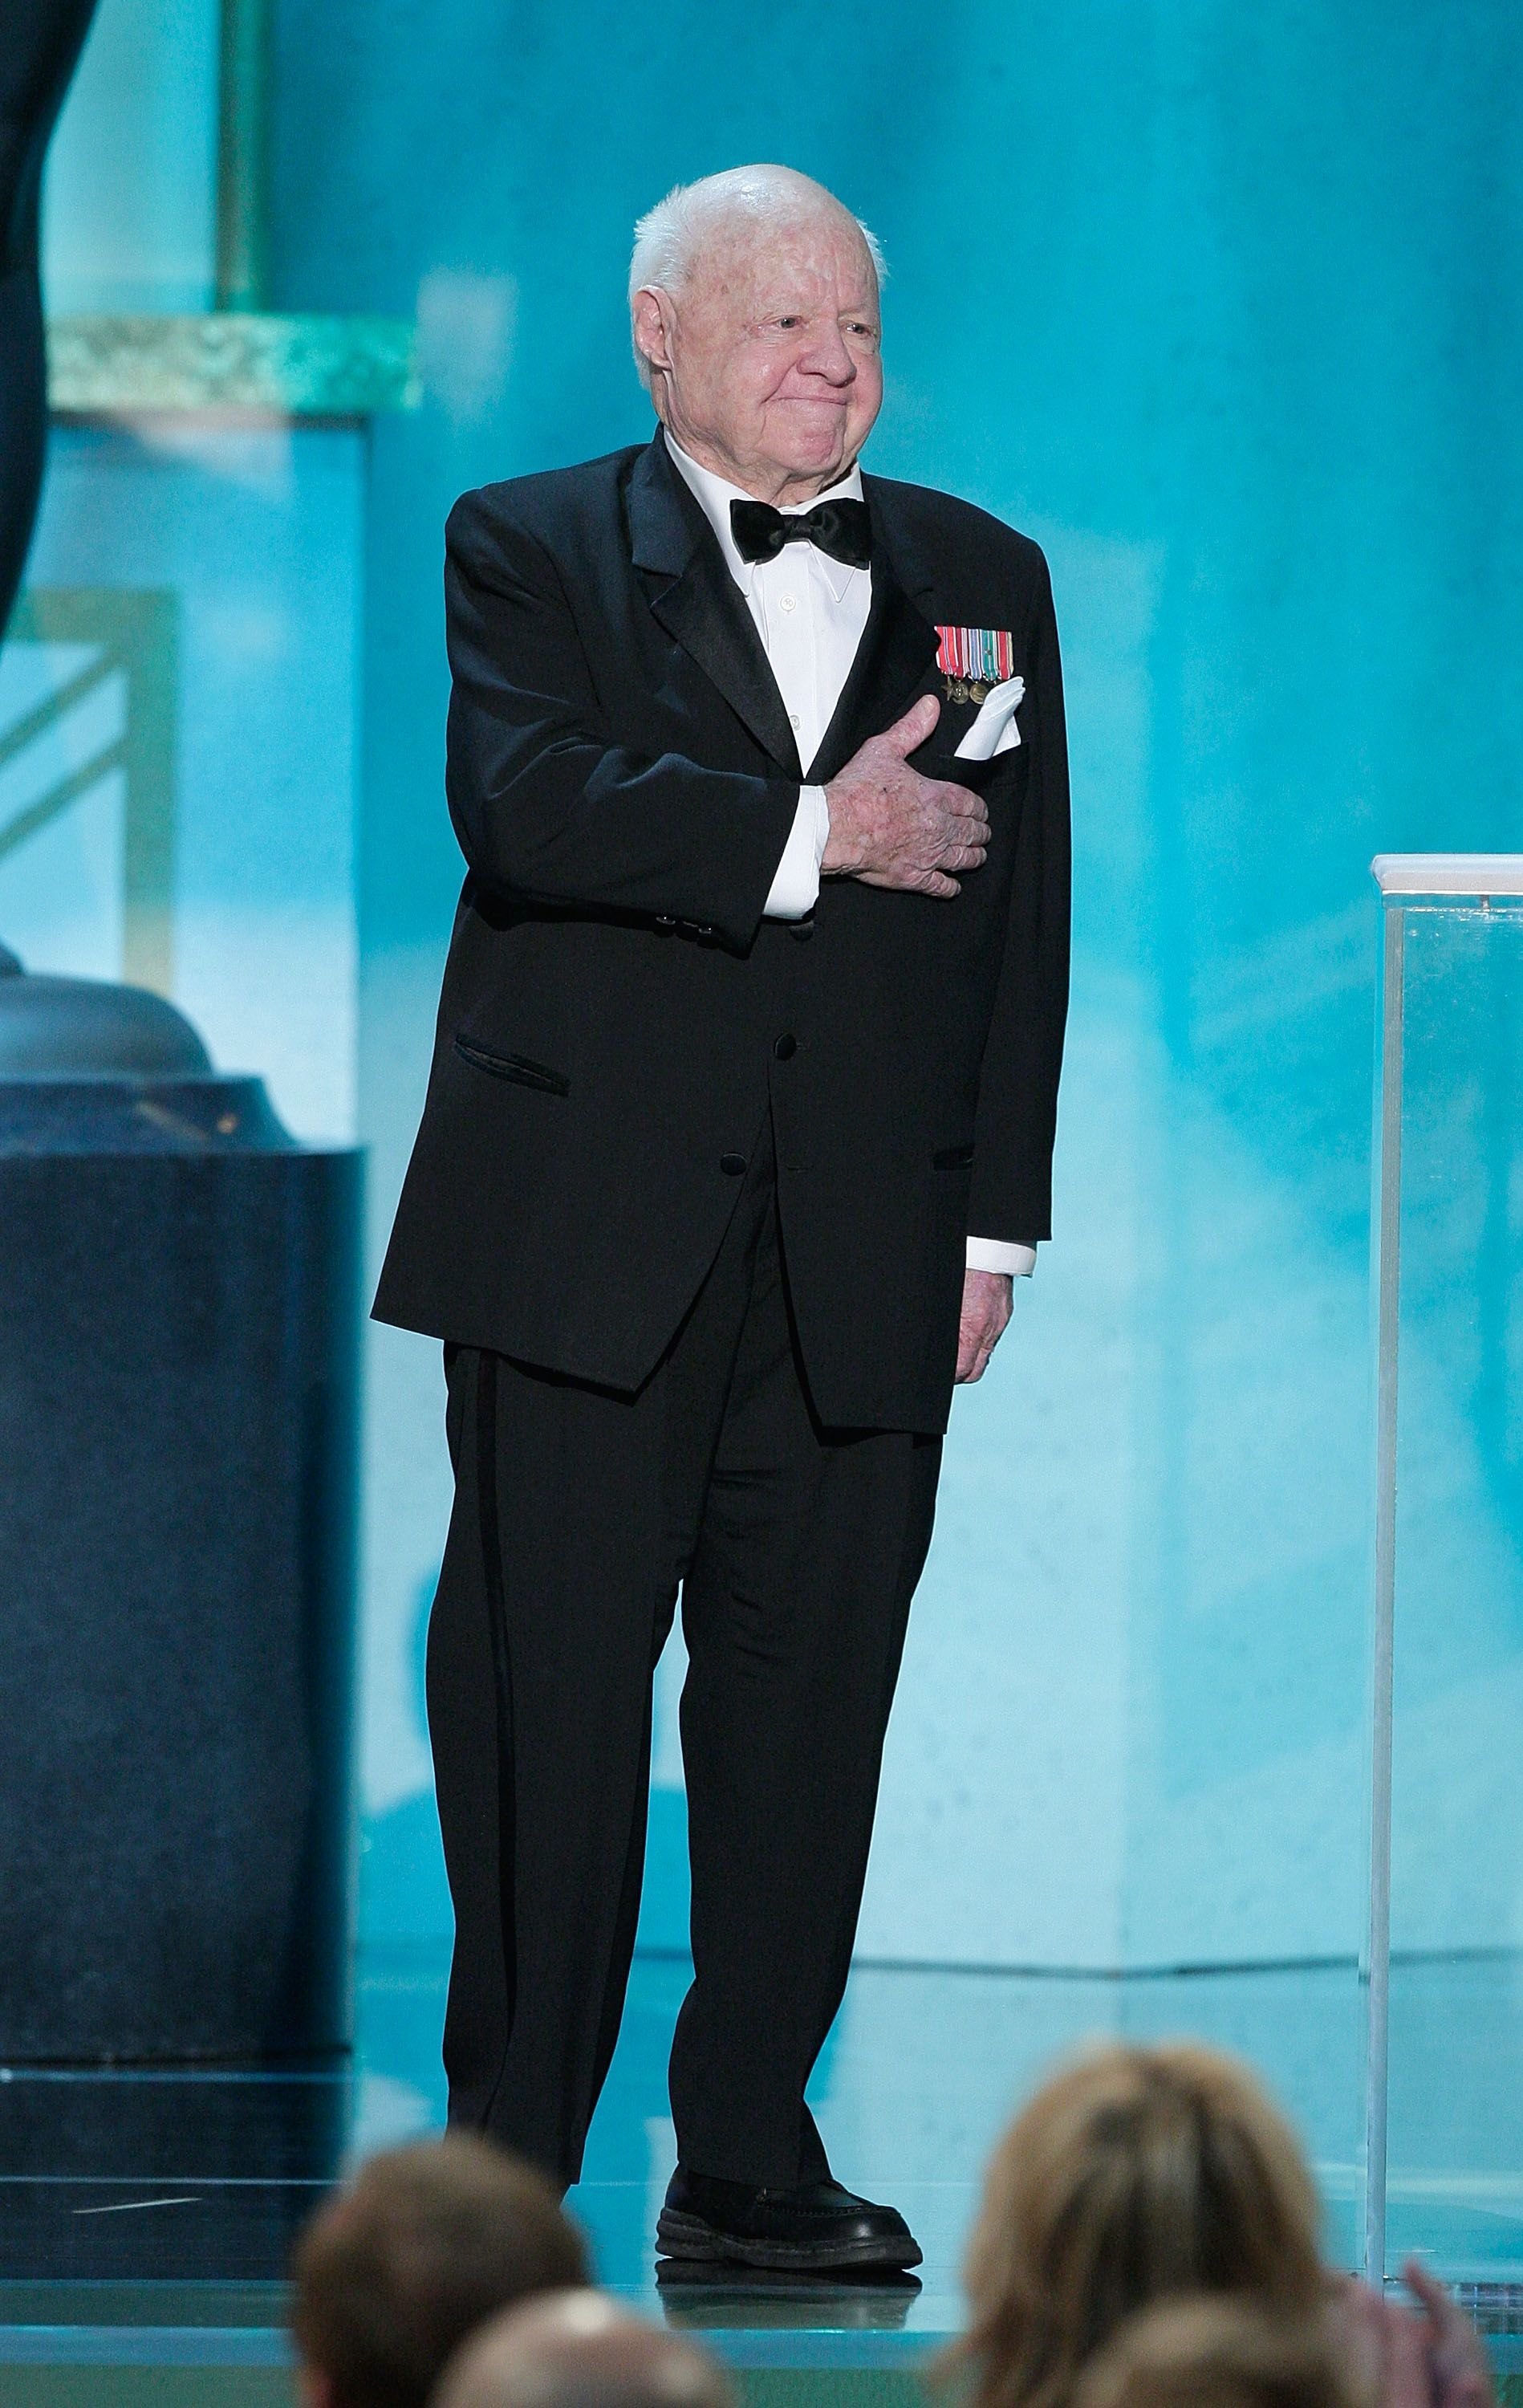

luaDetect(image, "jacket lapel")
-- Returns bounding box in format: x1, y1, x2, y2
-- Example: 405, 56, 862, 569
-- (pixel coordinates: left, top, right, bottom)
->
805, 482, 940, 786
626, 434, 803, 779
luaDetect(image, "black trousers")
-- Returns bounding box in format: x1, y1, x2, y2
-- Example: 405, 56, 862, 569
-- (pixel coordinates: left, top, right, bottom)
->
427, 1116, 942, 2189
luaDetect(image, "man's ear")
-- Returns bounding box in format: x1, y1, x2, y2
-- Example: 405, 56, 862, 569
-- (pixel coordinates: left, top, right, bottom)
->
632, 287, 672, 379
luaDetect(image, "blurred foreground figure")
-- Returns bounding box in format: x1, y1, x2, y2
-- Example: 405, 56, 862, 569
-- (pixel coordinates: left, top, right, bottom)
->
1080, 2280, 1497, 2408
0, 0, 97, 631
437, 2292, 733, 2408
376, 159, 1069, 2271
290, 2135, 587, 2408
1074, 2300, 1359, 2408
956, 2042, 1326, 2408
1341, 2261, 1495, 2408
956, 2041, 1494, 2408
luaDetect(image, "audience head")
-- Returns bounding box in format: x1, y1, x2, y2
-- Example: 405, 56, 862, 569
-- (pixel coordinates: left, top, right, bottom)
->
961, 2042, 1326, 2408
1074, 2300, 1360, 2408
290, 2133, 588, 2408
436, 2291, 735, 2408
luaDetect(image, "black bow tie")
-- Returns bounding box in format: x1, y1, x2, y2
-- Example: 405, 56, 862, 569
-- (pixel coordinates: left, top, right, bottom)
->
729, 496, 872, 571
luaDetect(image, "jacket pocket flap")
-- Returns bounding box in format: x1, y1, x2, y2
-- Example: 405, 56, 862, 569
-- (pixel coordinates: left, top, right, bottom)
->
454, 1034, 571, 1096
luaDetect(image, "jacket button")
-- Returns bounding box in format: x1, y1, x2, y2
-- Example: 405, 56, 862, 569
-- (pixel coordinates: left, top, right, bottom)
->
789, 919, 815, 942
774, 1033, 797, 1060
720, 1153, 746, 1176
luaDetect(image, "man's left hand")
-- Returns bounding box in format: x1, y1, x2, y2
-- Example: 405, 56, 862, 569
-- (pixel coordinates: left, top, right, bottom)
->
956, 1270, 1013, 1383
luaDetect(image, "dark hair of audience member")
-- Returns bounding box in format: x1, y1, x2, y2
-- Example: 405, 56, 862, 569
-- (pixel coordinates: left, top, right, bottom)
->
290, 2134, 588, 2408
952, 2043, 1327, 2408
1073, 2298, 1363, 2408
435, 2291, 735, 2408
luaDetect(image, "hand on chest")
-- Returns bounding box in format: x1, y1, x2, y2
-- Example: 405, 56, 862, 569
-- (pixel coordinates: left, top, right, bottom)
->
629, 507, 1026, 786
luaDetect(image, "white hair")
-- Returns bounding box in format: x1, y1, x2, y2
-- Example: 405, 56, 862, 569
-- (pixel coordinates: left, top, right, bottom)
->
628, 165, 886, 390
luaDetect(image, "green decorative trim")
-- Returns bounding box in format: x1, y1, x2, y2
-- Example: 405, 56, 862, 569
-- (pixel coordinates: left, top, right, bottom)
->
217, 0, 272, 310
46, 314, 419, 417
3, 589, 179, 995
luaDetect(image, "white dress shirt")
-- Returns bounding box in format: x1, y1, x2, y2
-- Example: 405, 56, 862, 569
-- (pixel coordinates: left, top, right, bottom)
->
664, 432, 1035, 1282
664, 433, 860, 918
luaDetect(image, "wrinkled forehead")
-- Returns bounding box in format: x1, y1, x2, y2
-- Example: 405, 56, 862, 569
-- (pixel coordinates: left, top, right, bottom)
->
692, 211, 879, 315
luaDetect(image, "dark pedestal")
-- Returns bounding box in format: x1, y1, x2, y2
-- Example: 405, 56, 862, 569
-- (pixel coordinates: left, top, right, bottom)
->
0, 1068, 361, 2060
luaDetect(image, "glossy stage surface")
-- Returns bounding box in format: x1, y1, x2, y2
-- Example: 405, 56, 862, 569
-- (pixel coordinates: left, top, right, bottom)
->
2, 1945, 1521, 2392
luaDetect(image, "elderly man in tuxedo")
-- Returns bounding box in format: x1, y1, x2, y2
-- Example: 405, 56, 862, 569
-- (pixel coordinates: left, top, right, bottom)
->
376, 164, 1069, 2270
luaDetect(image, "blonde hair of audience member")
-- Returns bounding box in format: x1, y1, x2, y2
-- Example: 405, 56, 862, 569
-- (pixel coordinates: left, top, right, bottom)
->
290, 2135, 587, 2408
956, 2044, 1327, 2408
1074, 2299, 1363, 2408
436, 2291, 735, 2408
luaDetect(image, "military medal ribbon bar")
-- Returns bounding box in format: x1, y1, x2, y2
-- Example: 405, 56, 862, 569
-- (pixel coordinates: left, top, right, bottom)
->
935, 624, 1016, 705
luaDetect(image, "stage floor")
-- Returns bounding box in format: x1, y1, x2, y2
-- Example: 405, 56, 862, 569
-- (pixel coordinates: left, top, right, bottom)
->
3, 1946, 1522, 2394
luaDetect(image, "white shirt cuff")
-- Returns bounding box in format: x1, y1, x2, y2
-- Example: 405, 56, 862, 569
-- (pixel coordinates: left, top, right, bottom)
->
966, 1237, 1038, 1278
762, 786, 830, 919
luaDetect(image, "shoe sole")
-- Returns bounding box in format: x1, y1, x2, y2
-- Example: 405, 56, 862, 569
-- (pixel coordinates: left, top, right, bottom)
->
656, 2208, 923, 2272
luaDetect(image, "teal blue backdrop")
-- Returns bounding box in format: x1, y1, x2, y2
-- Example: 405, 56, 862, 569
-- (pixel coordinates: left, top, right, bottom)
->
259, 2, 1523, 1968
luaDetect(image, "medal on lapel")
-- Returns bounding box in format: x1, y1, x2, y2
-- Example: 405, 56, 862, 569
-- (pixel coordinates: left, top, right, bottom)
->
936, 624, 1015, 706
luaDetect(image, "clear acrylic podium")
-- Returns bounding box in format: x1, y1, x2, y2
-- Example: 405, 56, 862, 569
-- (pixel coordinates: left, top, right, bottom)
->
1366, 856, 1523, 2291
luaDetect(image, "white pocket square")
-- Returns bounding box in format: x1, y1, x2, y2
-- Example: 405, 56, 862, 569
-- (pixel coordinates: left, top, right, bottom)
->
953, 675, 1025, 761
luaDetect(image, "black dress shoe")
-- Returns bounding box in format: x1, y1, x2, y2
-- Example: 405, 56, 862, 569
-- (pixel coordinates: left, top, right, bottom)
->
656, 2166, 922, 2271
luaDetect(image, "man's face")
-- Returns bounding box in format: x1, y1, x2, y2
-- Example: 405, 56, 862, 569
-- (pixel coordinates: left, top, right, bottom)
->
638, 212, 883, 502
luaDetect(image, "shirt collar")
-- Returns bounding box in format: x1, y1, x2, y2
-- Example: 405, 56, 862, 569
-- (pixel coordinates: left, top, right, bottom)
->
663, 429, 867, 603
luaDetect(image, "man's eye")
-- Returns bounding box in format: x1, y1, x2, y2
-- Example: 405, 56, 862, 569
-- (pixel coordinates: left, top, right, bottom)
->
777, 315, 803, 328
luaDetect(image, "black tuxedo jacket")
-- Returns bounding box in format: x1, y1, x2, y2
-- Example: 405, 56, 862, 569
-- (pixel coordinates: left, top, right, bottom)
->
374, 433, 1070, 1434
